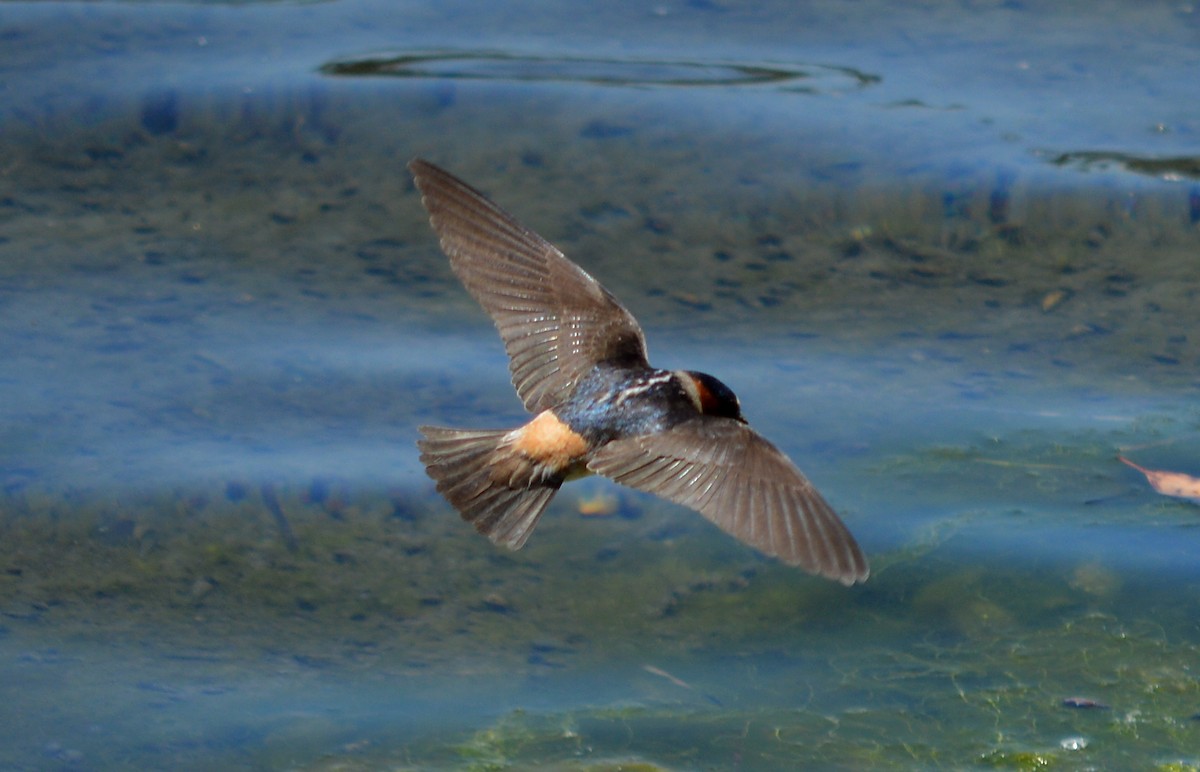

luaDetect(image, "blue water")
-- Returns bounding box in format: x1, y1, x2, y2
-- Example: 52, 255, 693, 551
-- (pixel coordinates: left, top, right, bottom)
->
2, 1, 1200, 769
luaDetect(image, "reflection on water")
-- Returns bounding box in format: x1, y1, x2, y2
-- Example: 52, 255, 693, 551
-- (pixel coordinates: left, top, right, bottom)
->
2, 0, 1200, 768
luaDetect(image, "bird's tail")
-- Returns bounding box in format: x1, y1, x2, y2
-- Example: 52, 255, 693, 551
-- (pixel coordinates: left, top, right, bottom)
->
417, 425, 559, 549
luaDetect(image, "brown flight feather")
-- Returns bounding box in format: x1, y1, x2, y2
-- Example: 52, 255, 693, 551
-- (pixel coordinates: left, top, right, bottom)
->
589, 418, 869, 585
410, 159, 649, 413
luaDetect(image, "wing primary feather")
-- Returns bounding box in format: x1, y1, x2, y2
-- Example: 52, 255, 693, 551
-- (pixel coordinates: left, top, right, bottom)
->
411, 158, 650, 413
765, 483, 791, 563
809, 493, 845, 576
589, 419, 869, 584
749, 477, 768, 546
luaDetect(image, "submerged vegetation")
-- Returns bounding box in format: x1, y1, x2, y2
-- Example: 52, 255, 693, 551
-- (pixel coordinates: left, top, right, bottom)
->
2, 464, 1199, 767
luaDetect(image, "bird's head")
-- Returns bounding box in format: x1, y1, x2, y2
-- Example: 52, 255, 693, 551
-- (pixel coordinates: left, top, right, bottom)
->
676, 370, 745, 422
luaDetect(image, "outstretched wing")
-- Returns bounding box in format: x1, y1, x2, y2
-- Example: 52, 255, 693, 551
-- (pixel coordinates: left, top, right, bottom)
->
410, 159, 649, 413
588, 418, 869, 585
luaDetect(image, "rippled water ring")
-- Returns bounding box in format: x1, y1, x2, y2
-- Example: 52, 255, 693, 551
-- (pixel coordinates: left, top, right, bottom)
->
320, 51, 880, 93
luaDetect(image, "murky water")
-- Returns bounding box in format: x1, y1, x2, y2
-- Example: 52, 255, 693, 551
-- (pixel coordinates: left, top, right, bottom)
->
2, 0, 1199, 769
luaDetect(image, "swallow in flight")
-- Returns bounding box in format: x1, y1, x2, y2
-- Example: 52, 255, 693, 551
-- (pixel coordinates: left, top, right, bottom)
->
411, 159, 868, 584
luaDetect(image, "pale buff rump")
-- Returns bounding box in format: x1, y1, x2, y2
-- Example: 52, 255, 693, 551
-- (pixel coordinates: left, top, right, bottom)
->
511, 410, 590, 469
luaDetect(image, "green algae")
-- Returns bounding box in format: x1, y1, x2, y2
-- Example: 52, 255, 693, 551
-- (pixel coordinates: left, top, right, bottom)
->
3, 474, 1200, 768
298, 643, 1200, 770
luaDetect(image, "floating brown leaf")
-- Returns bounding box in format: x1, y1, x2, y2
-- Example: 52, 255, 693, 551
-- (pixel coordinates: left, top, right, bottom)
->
1119, 456, 1200, 501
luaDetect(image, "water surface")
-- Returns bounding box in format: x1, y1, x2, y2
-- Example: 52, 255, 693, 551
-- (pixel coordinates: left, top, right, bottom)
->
2, 0, 1199, 769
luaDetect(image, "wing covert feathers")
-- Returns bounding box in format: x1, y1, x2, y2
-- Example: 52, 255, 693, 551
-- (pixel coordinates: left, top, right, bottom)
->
409, 159, 649, 413
588, 419, 869, 585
